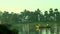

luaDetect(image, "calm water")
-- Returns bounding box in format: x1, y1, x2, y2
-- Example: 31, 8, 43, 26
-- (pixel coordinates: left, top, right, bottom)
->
18, 28, 51, 34
17, 24, 60, 34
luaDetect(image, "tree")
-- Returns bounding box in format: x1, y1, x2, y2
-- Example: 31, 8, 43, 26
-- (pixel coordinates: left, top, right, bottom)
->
35, 9, 41, 22
28, 12, 34, 22
36, 9, 44, 22
30, 8, 41, 22
19, 9, 31, 22
49, 8, 55, 22
12, 13, 18, 23
1, 11, 9, 24
44, 11, 49, 22
0, 11, 3, 23
54, 8, 60, 22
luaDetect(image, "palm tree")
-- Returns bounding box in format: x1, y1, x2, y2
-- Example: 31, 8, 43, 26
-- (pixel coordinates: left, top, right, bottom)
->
33, 8, 41, 22
44, 11, 49, 22
54, 8, 60, 22
49, 8, 55, 22
19, 9, 31, 22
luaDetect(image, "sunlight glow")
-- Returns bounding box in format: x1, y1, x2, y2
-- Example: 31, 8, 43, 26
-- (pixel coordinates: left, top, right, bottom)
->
0, 0, 60, 13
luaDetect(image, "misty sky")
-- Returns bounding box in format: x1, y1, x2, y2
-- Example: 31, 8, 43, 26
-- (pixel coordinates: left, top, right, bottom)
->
0, 0, 60, 13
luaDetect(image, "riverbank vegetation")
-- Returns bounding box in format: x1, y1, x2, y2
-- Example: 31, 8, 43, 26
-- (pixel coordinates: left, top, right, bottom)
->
0, 8, 60, 24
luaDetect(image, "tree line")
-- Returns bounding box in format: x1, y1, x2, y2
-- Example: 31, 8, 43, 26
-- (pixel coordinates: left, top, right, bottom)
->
0, 8, 60, 24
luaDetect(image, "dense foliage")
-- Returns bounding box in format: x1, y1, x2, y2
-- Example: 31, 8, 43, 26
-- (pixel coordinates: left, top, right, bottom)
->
0, 24, 18, 34
0, 8, 60, 24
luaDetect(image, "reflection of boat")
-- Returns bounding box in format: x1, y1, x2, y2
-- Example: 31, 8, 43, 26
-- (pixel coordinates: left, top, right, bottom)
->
36, 24, 51, 30
39, 26, 51, 28
35, 24, 51, 34
17, 24, 59, 34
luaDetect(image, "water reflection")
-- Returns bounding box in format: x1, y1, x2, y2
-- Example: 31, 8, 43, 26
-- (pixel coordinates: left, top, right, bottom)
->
18, 24, 59, 34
